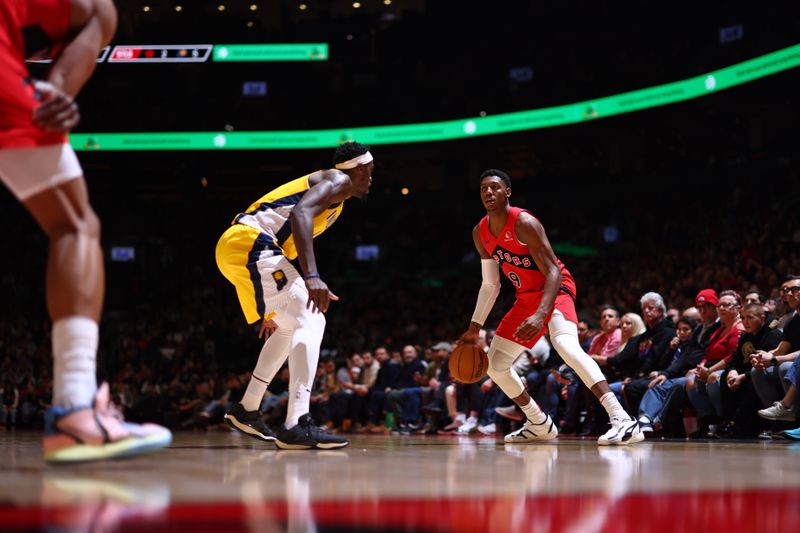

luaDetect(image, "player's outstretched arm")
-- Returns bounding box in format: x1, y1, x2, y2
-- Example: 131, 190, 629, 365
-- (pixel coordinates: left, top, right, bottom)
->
290, 171, 350, 313
457, 225, 500, 346
513, 213, 562, 342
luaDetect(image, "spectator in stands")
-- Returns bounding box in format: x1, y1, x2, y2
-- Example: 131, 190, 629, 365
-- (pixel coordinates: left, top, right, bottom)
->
781, 353, 800, 441
599, 293, 675, 415
685, 290, 744, 434
386, 345, 427, 424
363, 348, 402, 433
758, 354, 799, 426
667, 308, 680, 325
771, 276, 799, 331
682, 307, 701, 323
578, 319, 595, 352
1, 380, 19, 428
589, 306, 623, 356
395, 341, 450, 433
750, 276, 800, 415
637, 290, 721, 434
764, 298, 780, 321
744, 291, 765, 305
712, 302, 781, 438
198, 372, 245, 429
614, 313, 647, 357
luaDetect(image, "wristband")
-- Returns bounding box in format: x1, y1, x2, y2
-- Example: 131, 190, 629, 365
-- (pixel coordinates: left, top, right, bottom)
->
304, 273, 320, 279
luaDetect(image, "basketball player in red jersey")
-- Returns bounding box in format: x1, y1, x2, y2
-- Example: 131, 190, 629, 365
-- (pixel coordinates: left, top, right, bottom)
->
457, 170, 643, 445
0, 0, 171, 462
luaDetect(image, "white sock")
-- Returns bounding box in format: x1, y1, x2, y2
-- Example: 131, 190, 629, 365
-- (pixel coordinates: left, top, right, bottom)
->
520, 399, 547, 424
241, 376, 269, 412
241, 330, 293, 412
52, 317, 98, 409
600, 392, 630, 420
286, 382, 311, 429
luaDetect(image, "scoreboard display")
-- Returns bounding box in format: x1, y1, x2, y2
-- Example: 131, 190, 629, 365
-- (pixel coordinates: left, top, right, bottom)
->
28, 44, 327, 64
108, 44, 213, 63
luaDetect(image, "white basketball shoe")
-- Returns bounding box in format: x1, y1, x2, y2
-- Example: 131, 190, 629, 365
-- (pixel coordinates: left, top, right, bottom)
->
504, 414, 558, 443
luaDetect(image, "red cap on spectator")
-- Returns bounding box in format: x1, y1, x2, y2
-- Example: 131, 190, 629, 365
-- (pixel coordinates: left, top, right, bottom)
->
695, 289, 719, 306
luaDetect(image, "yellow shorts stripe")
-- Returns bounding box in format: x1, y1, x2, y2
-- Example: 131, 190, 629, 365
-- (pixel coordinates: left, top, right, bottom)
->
215, 225, 278, 324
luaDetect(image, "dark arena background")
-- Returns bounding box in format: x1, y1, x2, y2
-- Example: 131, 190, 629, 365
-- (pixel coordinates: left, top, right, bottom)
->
1, 1, 799, 532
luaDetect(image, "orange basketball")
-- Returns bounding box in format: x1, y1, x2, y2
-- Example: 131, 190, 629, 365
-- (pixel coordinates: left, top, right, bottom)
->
448, 344, 489, 384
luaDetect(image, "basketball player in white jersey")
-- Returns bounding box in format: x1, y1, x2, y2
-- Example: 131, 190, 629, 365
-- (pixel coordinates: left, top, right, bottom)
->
216, 141, 373, 449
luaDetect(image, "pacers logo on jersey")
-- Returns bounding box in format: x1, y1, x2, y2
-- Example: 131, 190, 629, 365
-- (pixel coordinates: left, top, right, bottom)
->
272, 270, 288, 291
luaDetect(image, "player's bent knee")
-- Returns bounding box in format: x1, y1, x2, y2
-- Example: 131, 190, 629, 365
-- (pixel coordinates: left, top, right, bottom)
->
486, 342, 524, 396
45, 213, 101, 242
487, 366, 524, 398
550, 332, 606, 387
487, 336, 525, 373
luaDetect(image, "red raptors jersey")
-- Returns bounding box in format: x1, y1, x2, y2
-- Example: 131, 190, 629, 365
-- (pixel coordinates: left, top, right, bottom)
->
0, 0, 72, 148
479, 207, 576, 299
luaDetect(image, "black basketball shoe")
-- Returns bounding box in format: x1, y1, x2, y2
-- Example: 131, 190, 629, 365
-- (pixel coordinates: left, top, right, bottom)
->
224, 403, 276, 442
275, 414, 350, 450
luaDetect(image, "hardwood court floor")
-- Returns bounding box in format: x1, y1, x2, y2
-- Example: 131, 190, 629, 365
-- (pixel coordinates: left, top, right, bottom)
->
1, 430, 799, 532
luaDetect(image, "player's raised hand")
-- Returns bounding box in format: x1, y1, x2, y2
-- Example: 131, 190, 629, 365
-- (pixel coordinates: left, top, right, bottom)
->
32, 81, 80, 133
304, 276, 339, 313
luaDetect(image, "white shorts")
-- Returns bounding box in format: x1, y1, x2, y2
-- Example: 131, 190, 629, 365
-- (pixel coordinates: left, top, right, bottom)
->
0, 143, 83, 201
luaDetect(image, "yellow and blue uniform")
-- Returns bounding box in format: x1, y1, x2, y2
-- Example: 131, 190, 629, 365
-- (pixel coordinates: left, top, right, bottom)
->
216, 173, 345, 324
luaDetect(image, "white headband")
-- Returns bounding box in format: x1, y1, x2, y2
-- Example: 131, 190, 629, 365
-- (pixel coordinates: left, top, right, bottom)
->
335, 151, 373, 170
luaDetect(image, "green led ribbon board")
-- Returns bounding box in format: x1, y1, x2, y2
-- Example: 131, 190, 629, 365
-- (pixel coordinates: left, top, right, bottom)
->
71, 43, 799, 151
213, 43, 328, 62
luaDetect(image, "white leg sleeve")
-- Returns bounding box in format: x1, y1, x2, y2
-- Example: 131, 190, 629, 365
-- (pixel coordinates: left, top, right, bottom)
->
486, 336, 528, 398
548, 310, 607, 388
283, 282, 327, 428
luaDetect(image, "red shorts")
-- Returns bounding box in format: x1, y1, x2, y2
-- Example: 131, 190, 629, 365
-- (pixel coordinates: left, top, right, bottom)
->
495, 290, 579, 349
0, 0, 70, 148
0, 49, 66, 148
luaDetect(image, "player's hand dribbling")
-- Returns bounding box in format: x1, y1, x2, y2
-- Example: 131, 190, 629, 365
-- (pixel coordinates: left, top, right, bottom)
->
513, 313, 545, 342
32, 81, 80, 133
304, 276, 339, 313
456, 323, 481, 347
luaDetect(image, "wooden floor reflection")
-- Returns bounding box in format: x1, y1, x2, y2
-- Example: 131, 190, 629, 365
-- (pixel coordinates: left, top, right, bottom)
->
1, 431, 799, 532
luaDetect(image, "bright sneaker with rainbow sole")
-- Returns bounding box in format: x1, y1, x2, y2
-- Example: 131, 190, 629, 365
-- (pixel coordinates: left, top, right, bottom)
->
43, 383, 172, 464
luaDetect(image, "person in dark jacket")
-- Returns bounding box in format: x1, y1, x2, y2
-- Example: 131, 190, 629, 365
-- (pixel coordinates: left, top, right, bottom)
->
600, 292, 676, 414
636, 289, 722, 433
710, 303, 782, 438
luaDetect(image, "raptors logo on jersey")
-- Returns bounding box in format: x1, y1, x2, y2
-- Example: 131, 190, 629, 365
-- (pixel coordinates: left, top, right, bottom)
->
479, 207, 576, 299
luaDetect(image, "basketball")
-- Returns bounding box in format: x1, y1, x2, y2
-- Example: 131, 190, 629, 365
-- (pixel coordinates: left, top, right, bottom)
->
448, 343, 489, 384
